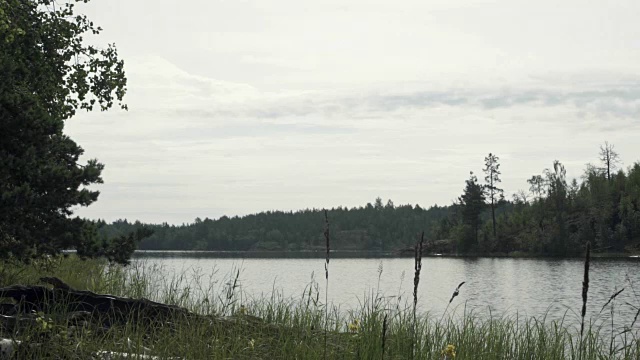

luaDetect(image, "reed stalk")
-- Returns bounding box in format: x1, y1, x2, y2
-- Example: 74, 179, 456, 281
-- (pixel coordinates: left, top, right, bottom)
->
380, 312, 387, 360
323, 209, 330, 360
411, 231, 424, 360
579, 241, 591, 359
441, 281, 466, 322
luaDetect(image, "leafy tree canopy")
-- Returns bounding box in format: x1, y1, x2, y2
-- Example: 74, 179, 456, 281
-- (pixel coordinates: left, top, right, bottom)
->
0, 0, 147, 264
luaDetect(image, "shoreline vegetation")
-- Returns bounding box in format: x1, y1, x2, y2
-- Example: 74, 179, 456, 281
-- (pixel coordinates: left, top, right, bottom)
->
131, 249, 640, 259
1, 254, 639, 359
99, 152, 640, 259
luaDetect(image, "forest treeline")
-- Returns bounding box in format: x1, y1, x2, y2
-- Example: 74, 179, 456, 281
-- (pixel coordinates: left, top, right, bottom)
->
99, 201, 451, 252
99, 143, 640, 256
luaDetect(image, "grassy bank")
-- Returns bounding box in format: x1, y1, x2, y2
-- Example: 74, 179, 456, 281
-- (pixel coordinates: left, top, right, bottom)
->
1, 257, 639, 359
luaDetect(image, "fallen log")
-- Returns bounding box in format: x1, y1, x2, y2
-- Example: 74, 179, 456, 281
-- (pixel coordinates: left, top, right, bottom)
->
0, 277, 196, 327
0, 277, 281, 359
0, 304, 16, 316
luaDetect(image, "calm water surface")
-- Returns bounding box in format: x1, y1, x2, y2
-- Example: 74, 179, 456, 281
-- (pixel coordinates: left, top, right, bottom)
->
133, 253, 640, 330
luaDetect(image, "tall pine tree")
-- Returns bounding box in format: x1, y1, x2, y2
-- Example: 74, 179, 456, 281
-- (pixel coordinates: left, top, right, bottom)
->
483, 153, 504, 237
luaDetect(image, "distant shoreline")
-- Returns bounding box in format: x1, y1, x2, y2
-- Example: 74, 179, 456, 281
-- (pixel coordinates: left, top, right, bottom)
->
132, 249, 640, 260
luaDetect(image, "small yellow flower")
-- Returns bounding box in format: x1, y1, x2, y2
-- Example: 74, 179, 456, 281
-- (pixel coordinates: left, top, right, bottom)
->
441, 344, 456, 359
348, 319, 360, 333
35, 312, 52, 331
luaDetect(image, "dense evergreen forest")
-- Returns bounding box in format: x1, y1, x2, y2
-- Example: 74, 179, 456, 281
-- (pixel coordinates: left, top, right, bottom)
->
99, 201, 451, 252
99, 143, 640, 256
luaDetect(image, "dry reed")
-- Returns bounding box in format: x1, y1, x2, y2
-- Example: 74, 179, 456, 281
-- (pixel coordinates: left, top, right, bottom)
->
441, 281, 466, 322
600, 288, 624, 314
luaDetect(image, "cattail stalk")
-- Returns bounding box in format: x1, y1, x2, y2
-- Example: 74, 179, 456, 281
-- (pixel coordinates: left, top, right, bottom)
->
580, 242, 591, 342
323, 210, 330, 360
411, 231, 425, 360
609, 288, 616, 356
381, 313, 388, 360
580, 242, 591, 337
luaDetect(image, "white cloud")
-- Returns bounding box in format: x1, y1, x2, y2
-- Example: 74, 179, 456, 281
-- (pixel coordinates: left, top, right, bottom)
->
65, 0, 640, 223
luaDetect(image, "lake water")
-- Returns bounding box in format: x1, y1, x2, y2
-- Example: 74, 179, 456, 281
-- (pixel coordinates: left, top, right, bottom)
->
132, 252, 640, 331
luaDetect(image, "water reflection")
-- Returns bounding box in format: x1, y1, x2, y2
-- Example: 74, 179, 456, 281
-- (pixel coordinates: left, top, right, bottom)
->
132, 253, 640, 331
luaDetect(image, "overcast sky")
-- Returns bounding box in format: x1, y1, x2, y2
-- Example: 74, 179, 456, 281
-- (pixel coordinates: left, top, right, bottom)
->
65, 0, 640, 224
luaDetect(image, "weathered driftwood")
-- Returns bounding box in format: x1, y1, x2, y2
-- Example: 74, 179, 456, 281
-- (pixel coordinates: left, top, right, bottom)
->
0, 277, 195, 327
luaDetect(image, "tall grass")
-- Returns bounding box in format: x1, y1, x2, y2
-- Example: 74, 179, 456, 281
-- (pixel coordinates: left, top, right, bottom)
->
1, 254, 640, 359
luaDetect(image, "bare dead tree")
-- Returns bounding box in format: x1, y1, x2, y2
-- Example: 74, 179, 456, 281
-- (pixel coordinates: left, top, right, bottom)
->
512, 189, 529, 205
599, 141, 621, 182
